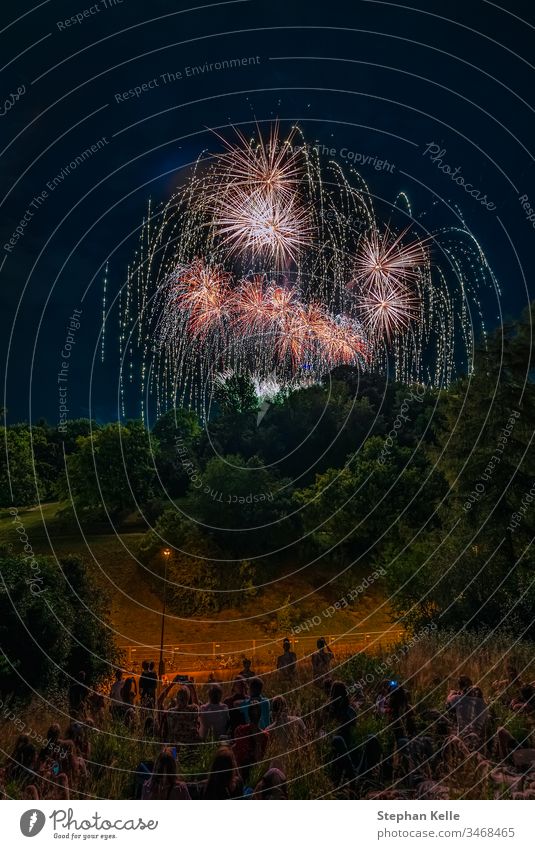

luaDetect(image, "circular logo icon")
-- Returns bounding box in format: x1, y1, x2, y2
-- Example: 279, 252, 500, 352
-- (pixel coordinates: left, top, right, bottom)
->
20, 810, 46, 837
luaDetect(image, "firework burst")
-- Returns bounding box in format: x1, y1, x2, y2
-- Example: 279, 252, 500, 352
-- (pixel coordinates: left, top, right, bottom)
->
117, 123, 493, 419
351, 226, 428, 290
167, 258, 231, 340
230, 275, 270, 335
212, 124, 302, 200
354, 280, 420, 341
270, 299, 310, 366
212, 186, 312, 265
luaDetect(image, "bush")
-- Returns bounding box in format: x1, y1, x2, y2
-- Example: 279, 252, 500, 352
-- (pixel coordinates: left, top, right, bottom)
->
0, 554, 118, 698
58, 421, 157, 518
138, 509, 258, 614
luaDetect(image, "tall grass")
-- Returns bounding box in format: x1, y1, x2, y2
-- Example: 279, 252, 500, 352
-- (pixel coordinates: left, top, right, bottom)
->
2, 630, 534, 800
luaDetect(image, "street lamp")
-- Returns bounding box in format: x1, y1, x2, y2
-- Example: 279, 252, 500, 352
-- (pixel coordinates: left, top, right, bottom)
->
158, 548, 172, 683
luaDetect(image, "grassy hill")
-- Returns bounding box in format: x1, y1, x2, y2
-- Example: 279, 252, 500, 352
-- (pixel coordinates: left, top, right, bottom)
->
0, 503, 397, 664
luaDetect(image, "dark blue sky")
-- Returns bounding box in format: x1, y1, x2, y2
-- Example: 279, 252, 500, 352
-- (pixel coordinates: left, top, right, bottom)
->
1, 0, 534, 425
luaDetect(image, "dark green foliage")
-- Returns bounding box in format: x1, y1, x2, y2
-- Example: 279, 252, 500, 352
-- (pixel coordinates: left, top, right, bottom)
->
186, 453, 296, 552
0, 419, 99, 508
0, 426, 37, 507
59, 421, 157, 517
1, 305, 534, 641
296, 436, 446, 562
0, 554, 117, 697
139, 509, 257, 613
384, 305, 535, 636
214, 372, 259, 415
151, 407, 201, 497
255, 381, 382, 482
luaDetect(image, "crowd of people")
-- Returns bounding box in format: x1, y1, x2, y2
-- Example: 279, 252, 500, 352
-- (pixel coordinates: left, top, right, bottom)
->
2, 640, 535, 800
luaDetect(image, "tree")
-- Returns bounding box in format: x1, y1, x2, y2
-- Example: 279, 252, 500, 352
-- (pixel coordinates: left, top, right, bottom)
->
328, 367, 400, 418
187, 453, 297, 554
54, 418, 99, 455
152, 408, 201, 497
31, 421, 61, 501
295, 437, 445, 563
60, 555, 118, 679
214, 373, 259, 415
139, 509, 257, 613
255, 381, 382, 482
385, 306, 535, 634
0, 426, 37, 507
60, 421, 157, 517
0, 554, 117, 696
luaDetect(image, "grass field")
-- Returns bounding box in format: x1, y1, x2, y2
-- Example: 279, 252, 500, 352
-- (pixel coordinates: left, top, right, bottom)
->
0, 503, 397, 663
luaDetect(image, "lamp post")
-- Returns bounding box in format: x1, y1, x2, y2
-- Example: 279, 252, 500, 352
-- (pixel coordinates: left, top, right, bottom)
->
158, 548, 171, 684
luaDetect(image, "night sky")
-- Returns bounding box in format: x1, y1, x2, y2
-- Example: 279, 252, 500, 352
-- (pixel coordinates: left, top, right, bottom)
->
1, 0, 534, 425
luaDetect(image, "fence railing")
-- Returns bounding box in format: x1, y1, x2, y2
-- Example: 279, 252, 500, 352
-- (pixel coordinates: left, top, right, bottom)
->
118, 629, 404, 673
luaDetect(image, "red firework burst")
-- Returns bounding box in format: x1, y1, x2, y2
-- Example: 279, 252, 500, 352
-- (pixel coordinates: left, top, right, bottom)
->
212, 123, 302, 201
170, 258, 231, 339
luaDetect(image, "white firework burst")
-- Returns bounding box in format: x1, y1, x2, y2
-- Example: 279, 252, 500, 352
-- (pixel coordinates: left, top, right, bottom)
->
355, 279, 419, 340
212, 187, 312, 265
